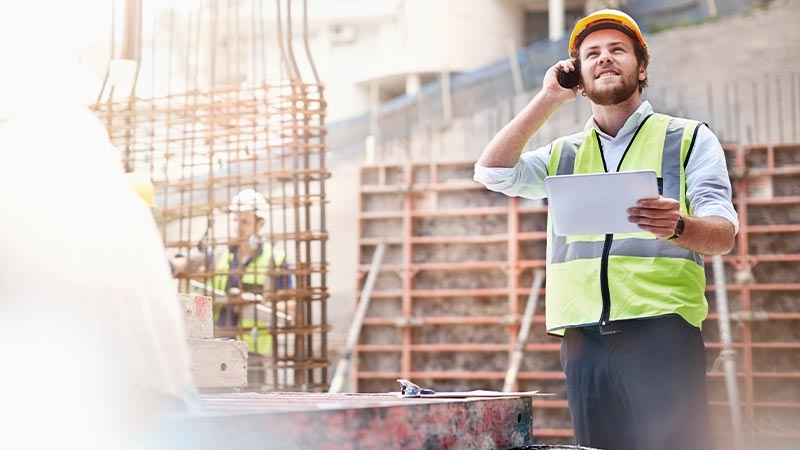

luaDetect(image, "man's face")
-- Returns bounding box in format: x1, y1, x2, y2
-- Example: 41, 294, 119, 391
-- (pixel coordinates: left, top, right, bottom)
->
234, 211, 263, 238
578, 29, 644, 106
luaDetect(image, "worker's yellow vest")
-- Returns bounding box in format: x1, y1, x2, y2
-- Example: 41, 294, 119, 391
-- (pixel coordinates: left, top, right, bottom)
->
212, 245, 286, 293
212, 245, 286, 355
545, 113, 707, 335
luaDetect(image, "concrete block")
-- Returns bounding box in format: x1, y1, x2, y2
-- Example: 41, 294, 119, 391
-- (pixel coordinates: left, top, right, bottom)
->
179, 294, 213, 339
188, 338, 248, 388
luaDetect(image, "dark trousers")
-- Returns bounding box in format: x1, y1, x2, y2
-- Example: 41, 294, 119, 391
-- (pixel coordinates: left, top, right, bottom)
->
560, 315, 715, 450
216, 305, 239, 328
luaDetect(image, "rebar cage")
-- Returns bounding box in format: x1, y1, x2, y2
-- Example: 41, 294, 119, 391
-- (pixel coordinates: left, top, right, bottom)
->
92, 0, 330, 391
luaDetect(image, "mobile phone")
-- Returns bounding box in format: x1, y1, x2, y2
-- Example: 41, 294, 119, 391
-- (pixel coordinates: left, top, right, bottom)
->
557, 59, 581, 89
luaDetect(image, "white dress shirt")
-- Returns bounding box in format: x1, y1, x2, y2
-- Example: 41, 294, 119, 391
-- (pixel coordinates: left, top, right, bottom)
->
474, 101, 739, 232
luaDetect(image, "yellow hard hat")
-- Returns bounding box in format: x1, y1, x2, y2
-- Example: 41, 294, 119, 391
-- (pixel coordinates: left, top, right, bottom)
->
568, 9, 647, 55
126, 172, 155, 208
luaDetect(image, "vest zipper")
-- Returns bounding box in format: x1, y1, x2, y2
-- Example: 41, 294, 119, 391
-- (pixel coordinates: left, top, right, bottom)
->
592, 116, 653, 335
598, 233, 619, 334
592, 114, 652, 335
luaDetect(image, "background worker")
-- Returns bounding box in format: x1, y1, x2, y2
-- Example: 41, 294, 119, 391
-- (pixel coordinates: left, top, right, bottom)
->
203, 189, 292, 368
474, 9, 737, 450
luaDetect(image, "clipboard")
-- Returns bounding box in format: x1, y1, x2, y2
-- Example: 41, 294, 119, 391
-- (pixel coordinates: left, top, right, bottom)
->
544, 170, 659, 235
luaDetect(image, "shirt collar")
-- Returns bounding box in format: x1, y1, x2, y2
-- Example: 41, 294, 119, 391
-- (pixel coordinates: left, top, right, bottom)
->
583, 100, 653, 139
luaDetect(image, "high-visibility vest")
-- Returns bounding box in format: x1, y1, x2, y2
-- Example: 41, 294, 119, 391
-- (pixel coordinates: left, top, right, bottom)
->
545, 113, 707, 335
212, 244, 286, 293
212, 244, 287, 355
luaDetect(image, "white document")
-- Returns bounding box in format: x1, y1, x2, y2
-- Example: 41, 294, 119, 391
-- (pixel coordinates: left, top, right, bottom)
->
544, 170, 659, 235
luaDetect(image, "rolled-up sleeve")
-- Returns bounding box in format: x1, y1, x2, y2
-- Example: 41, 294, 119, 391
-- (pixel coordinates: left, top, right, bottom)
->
686, 126, 740, 233
473, 146, 551, 199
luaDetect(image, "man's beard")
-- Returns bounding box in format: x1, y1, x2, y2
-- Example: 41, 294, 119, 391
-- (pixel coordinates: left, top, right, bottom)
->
584, 72, 639, 106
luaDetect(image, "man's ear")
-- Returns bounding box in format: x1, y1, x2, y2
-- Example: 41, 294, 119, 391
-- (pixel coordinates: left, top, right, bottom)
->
639, 64, 647, 80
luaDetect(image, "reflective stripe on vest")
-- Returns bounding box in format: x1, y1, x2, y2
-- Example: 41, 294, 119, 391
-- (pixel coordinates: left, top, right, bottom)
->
545, 113, 707, 335
212, 244, 286, 293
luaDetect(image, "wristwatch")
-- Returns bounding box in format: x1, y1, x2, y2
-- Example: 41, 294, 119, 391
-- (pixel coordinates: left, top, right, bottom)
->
668, 216, 685, 240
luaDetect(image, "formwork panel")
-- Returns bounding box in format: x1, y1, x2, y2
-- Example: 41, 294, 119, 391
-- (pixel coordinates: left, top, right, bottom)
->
411, 350, 508, 373
414, 269, 509, 290
752, 406, 800, 435
413, 296, 508, 316
360, 244, 404, 266
367, 296, 404, 318
356, 154, 800, 446
754, 378, 800, 402
750, 260, 800, 284
412, 242, 507, 263
360, 325, 403, 347
414, 215, 508, 236
518, 210, 549, 233
518, 240, 548, 262
751, 290, 800, 312
359, 351, 402, 372
752, 349, 800, 372
748, 231, 800, 255
518, 350, 562, 373
361, 193, 406, 212
751, 319, 800, 342
747, 203, 800, 225
411, 324, 509, 345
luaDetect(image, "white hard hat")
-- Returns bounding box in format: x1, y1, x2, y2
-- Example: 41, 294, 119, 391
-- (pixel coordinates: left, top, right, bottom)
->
228, 188, 267, 216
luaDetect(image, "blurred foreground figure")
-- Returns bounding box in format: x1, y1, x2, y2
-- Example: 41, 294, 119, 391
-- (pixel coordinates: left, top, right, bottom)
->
0, 51, 195, 450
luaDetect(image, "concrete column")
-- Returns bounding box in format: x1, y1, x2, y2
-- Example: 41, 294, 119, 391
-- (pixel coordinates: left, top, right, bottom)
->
548, 0, 565, 42
405, 74, 421, 96
368, 80, 380, 140
440, 71, 452, 126
122, 0, 142, 62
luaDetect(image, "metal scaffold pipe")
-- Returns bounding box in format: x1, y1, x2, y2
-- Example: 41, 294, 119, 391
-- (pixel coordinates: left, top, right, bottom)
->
712, 254, 745, 450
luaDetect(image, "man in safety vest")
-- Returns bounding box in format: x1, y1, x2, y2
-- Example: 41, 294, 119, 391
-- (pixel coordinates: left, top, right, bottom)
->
210, 188, 292, 360
474, 9, 737, 450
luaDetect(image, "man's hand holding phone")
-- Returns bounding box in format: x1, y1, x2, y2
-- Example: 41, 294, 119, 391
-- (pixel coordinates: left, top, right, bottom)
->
557, 58, 582, 89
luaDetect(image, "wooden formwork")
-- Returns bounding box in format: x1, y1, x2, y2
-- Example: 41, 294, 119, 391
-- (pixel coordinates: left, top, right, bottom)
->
713, 143, 800, 450
355, 155, 800, 448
